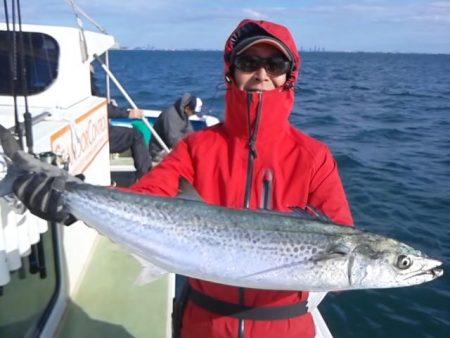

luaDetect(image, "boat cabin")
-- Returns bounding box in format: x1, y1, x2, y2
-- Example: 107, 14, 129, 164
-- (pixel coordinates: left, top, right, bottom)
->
0, 23, 174, 338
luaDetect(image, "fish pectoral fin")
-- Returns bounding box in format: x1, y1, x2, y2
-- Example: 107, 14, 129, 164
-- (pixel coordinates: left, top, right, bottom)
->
313, 244, 350, 262
313, 253, 347, 262
131, 254, 168, 286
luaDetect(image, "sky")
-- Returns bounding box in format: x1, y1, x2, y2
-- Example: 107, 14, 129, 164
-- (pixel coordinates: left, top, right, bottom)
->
7, 0, 450, 54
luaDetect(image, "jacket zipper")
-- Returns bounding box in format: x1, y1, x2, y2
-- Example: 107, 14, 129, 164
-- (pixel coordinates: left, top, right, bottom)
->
243, 91, 263, 208
239, 91, 263, 338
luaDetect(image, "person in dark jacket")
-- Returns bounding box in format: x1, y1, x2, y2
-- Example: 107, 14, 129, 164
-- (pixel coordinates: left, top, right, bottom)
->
149, 93, 202, 162
107, 104, 152, 179
13, 19, 353, 338
91, 69, 152, 178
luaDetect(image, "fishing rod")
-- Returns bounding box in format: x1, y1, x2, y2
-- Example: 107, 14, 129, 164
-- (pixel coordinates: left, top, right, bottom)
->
15, 0, 47, 278
93, 53, 170, 153
4, 0, 23, 149
16, 0, 33, 155
2, 0, 49, 286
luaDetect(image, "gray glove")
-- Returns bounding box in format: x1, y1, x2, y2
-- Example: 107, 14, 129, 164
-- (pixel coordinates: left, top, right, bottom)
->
13, 172, 76, 225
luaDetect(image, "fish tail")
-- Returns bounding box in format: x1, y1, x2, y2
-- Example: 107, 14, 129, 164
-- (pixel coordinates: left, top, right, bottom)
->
0, 124, 28, 196
0, 158, 27, 197
0, 124, 21, 158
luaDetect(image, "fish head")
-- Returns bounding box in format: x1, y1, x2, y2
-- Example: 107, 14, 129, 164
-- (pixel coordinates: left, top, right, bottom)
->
349, 236, 443, 289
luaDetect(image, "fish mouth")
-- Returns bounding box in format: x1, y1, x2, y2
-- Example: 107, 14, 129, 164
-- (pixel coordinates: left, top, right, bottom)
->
406, 265, 444, 280
424, 267, 443, 278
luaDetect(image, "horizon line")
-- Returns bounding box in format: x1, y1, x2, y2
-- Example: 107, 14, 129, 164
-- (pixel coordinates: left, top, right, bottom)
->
110, 48, 450, 56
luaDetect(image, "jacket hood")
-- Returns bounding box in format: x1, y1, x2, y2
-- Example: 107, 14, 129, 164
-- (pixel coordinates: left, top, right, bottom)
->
175, 92, 194, 118
222, 19, 299, 142
224, 19, 300, 87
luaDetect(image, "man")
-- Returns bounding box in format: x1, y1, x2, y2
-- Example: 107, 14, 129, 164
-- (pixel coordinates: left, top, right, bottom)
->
107, 103, 152, 179
91, 68, 152, 178
14, 19, 352, 338
149, 92, 202, 162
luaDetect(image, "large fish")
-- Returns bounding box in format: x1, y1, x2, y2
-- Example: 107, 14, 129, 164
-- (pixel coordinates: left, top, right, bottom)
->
0, 125, 443, 291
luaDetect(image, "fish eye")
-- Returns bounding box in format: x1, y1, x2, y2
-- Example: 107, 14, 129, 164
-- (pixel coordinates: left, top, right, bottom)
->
396, 255, 412, 269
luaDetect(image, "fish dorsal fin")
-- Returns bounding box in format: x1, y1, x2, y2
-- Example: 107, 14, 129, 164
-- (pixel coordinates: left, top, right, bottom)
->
131, 254, 168, 286
177, 177, 203, 202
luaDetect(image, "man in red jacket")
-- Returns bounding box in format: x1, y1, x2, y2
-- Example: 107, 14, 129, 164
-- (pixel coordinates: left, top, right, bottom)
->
131, 19, 353, 338
14, 19, 353, 338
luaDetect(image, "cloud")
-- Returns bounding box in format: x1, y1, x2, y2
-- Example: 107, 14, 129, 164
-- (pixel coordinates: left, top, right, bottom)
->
241, 9, 267, 19
295, 2, 450, 25
9, 0, 450, 53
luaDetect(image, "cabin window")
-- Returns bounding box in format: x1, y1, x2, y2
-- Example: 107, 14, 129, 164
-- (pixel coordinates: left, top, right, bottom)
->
0, 31, 59, 95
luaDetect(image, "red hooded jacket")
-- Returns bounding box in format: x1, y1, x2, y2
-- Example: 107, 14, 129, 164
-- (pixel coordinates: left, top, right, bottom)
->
131, 19, 353, 338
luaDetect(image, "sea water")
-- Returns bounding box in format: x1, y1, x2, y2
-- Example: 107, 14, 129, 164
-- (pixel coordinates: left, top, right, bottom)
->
99, 50, 450, 338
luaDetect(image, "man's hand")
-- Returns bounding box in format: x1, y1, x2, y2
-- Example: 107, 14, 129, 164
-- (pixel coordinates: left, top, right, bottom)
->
13, 172, 76, 225
128, 108, 144, 119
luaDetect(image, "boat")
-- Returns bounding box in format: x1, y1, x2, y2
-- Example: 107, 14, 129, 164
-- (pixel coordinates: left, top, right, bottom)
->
0, 4, 331, 338
0, 15, 217, 338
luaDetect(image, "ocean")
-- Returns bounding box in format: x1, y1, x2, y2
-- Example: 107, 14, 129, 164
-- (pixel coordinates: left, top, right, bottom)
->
101, 50, 450, 338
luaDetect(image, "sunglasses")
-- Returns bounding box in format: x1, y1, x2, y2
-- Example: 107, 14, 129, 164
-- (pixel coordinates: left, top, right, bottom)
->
233, 55, 292, 76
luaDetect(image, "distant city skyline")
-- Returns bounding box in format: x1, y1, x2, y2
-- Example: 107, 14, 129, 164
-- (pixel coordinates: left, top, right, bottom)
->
9, 0, 450, 54
113, 46, 338, 54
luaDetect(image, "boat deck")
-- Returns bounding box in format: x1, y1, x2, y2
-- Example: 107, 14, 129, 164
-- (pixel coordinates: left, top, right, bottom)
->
56, 237, 171, 338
